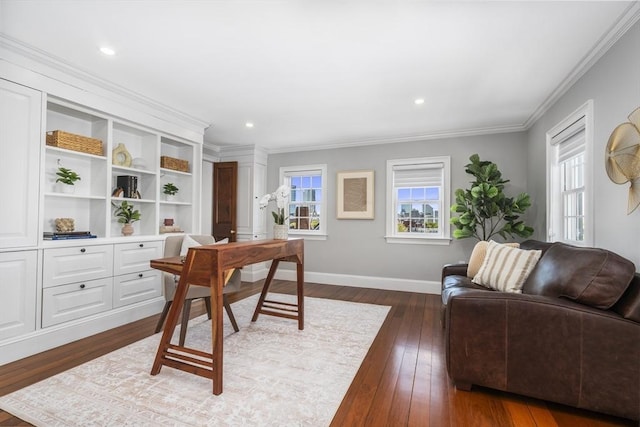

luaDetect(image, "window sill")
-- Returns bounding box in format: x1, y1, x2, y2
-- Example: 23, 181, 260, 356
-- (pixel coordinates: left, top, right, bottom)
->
385, 235, 452, 245
288, 232, 328, 241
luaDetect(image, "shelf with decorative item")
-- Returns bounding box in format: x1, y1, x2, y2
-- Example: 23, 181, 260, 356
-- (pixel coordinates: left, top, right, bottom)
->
112, 121, 158, 171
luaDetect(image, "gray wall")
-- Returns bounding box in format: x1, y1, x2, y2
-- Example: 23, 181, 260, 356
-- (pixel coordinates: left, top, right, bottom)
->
267, 132, 529, 282
526, 21, 640, 269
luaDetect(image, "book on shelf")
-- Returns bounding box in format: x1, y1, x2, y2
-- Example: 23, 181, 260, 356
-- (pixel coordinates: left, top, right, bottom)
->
43, 231, 97, 240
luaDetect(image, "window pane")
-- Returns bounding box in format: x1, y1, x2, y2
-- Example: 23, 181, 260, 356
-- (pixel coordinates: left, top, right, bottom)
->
426, 187, 439, 199
290, 176, 301, 188
311, 176, 321, 188
398, 188, 410, 201
301, 176, 311, 188
411, 188, 425, 200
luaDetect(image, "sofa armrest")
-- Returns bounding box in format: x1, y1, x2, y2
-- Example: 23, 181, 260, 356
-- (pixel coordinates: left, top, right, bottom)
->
446, 291, 640, 420
442, 263, 468, 282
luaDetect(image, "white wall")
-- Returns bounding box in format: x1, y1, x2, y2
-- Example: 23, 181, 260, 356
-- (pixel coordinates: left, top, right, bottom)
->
526, 21, 640, 270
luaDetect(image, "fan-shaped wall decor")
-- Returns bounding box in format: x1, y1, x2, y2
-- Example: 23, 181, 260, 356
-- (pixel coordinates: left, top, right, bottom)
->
606, 107, 640, 214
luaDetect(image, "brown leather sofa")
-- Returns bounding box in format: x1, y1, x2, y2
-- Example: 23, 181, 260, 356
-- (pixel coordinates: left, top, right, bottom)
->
442, 240, 640, 421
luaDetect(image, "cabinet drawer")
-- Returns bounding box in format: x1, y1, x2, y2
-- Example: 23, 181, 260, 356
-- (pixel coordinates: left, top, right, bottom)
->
113, 241, 162, 276
42, 278, 113, 327
113, 270, 162, 308
43, 245, 113, 288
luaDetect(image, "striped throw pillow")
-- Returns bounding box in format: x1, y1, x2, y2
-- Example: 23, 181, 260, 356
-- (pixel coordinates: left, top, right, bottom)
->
467, 240, 520, 278
472, 240, 542, 293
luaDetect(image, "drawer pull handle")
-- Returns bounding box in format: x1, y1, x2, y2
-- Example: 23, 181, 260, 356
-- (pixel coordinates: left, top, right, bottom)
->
80, 248, 86, 253
80, 284, 86, 289
139, 243, 144, 248
138, 273, 143, 278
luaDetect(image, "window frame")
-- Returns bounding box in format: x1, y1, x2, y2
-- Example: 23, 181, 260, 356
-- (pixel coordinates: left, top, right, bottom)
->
546, 100, 594, 246
279, 164, 328, 240
385, 156, 451, 245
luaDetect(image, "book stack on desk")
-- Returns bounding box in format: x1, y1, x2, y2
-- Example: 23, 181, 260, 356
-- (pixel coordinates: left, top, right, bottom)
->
43, 231, 97, 240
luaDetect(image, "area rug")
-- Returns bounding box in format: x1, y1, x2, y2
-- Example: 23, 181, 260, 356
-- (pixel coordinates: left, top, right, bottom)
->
0, 294, 390, 426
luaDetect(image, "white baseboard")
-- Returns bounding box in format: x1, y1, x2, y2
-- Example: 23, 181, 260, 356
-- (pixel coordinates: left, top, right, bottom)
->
243, 266, 440, 295
0, 297, 165, 366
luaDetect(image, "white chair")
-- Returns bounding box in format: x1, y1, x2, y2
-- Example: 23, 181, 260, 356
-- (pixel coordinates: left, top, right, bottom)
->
154, 235, 242, 345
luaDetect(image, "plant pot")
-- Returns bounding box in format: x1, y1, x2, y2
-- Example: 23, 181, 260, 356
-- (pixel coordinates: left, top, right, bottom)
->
165, 194, 175, 202
273, 224, 288, 240
121, 223, 134, 236
56, 182, 75, 194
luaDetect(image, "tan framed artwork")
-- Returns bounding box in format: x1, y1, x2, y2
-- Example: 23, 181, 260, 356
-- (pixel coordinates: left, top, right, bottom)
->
337, 170, 374, 219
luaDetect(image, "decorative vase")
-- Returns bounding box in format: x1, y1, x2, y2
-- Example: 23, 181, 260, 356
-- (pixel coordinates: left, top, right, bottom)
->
56, 182, 74, 194
273, 224, 288, 240
121, 223, 134, 236
165, 194, 175, 202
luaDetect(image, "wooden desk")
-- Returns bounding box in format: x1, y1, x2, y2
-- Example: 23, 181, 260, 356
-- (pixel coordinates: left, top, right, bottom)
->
149, 239, 304, 395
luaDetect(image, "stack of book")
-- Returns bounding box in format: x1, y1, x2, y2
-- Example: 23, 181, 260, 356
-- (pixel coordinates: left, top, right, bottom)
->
43, 231, 97, 240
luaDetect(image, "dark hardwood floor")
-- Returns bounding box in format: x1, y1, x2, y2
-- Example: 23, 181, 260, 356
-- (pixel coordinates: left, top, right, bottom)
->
0, 280, 636, 426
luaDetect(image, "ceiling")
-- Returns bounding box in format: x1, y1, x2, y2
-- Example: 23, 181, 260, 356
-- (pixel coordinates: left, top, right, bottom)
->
1, 1, 638, 153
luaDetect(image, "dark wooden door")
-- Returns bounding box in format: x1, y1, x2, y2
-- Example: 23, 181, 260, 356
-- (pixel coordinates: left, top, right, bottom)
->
212, 161, 238, 242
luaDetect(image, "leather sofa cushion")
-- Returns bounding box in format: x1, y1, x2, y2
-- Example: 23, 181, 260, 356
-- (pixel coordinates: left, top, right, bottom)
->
523, 242, 635, 310
613, 274, 640, 322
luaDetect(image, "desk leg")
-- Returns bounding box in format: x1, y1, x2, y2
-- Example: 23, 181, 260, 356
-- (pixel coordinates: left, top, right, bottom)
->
211, 271, 224, 395
297, 260, 304, 330
151, 279, 189, 375
251, 259, 280, 322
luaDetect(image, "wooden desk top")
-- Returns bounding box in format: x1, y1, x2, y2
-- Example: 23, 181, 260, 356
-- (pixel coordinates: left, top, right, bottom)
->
150, 238, 304, 288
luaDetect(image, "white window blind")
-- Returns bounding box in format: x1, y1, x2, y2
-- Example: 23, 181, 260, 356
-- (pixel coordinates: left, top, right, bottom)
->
392, 163, 444, 188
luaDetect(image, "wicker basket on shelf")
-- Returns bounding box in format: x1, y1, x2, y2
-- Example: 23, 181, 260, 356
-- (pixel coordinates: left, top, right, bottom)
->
160, 156, 189, 172
46, 130, 103, 156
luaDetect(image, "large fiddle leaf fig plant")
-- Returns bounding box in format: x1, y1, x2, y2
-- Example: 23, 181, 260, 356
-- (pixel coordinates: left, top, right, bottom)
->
450, 154, 534, 241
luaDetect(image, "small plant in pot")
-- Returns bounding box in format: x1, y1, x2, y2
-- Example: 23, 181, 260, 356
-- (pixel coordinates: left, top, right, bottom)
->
163, 183, 179, 201
55, 167, 81, 193
113, 201, 141, 236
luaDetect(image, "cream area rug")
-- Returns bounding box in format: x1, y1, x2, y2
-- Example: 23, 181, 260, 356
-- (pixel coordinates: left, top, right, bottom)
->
0, 294, 390, 426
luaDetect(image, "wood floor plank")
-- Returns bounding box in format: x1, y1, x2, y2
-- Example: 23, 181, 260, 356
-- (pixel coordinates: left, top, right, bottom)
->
1, 281, 637, 427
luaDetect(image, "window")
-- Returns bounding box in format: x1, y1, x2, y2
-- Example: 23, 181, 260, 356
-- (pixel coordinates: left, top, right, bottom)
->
280, 164, 327, 239
547, 100, 593, 246
386, 156, 451, 244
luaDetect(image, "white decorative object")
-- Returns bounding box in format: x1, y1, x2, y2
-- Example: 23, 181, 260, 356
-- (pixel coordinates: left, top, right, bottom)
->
112, 143, 132, 167
259, 184, 291, 238
273, 224, 288, 240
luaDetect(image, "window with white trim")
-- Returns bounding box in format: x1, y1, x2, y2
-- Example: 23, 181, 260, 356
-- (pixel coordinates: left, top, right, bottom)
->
547, 101, 593, 246
386, 156, 451, 244
280, 164, 327, 239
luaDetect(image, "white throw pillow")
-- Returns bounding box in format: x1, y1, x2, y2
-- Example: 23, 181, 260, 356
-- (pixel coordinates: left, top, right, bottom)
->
214, 238, 229, 245
472, 240, 541, 293
180, 235, 202, 257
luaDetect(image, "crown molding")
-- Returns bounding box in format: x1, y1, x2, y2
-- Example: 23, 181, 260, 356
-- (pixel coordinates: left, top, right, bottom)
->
523, 2, 640, 129
265, 123, 526, 154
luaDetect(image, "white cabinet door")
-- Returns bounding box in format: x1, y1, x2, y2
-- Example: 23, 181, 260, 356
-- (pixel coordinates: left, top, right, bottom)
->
113, 270, 161, 308
0, 80, 42, 249
0, 251, 37, 340
113, 240, 162, 276
43, 245, 113, 287
42, 278, 113, 327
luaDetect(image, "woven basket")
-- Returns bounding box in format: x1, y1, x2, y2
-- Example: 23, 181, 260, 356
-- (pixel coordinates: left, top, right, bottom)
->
46, 130, 103, 156
161, 156, 189, 172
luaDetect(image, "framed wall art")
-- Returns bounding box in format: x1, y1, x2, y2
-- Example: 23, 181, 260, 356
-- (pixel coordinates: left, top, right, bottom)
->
336, 170, 374, 219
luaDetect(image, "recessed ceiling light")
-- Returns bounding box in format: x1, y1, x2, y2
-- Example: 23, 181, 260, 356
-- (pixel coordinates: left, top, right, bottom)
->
414, 98, 425, 105
100, 46, 115, 56
245, 122, 254, 128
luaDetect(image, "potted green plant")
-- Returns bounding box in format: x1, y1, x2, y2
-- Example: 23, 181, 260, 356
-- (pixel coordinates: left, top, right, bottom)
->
450, 154, 534, 241
55, 167, 81, 193
113, 200, 141, 236
163, 183, 179, 201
